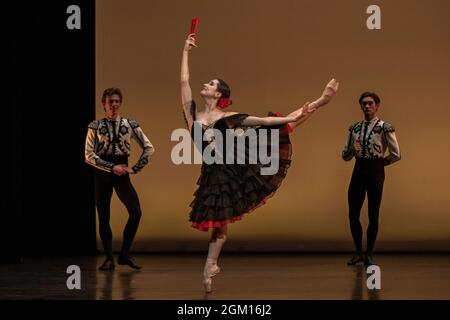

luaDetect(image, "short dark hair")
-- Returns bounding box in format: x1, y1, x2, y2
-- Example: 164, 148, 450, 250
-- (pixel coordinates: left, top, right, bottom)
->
102, 87, 123, 104
216, 79, 231, 99
359, 92, 380, 105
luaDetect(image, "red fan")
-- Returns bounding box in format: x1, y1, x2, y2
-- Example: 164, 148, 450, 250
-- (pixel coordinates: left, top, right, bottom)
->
190, 17, 199, 36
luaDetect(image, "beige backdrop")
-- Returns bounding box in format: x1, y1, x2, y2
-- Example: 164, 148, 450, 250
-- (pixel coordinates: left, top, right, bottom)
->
95, 0, 450, 251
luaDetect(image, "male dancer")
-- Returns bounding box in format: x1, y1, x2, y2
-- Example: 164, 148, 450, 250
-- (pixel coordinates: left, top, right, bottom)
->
343, 92, 400, 266
85, 88, 155, 270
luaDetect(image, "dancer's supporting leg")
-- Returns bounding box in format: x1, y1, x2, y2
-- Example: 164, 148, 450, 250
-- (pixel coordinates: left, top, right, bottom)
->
115, 174, 143, 270
347, 171, 365, 265
365, 163, 384, 265
203, 225, 227, 292
95, 171, 115, 271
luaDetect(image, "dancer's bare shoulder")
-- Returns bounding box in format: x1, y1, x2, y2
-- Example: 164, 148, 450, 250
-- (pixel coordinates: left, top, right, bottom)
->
224, 111, 239, 117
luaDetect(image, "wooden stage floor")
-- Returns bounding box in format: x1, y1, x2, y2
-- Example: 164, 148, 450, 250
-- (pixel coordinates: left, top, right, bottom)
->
1, 254, 450, 300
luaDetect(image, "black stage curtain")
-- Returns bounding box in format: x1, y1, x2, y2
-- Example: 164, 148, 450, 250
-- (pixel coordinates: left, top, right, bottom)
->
2, 1, 96, 261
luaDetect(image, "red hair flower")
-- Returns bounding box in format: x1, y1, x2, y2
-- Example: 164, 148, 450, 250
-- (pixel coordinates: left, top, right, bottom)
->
218, 98, 233, 109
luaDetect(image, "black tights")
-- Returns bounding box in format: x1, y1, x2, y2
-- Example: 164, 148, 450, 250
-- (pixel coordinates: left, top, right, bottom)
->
348, 160, 385, 255
95, 170, 142, 259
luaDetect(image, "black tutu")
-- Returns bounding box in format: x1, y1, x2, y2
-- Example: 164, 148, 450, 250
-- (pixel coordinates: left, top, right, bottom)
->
185, 101, 293, 231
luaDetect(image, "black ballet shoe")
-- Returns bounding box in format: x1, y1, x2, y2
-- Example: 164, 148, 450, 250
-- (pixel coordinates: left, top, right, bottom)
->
118, 255, 142, 270
347, 253, 364, 265
99, 258, 115, 271
364, 254, 377, 266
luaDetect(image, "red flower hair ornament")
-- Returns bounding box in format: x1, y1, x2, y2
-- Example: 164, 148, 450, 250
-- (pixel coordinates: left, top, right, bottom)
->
217, 98, 233, 109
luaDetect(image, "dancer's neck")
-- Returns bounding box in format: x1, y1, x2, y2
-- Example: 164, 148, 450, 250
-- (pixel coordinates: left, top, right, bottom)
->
203, 98, 220, 114
106, 114, 120, 121
364, 114, 377, 122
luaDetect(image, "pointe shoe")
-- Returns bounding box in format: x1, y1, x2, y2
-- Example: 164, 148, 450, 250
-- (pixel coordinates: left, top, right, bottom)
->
203, 278, 212, 293
202, 264, 221, 293
310, 79, 340, 110
207, 264, 221, 278
99, 258, 115, 271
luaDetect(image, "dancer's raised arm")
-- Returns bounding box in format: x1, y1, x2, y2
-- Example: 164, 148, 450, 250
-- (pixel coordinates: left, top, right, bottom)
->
181, 33, 197, 129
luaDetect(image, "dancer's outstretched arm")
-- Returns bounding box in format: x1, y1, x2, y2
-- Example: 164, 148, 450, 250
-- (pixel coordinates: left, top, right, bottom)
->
241, 111, 305, 126
181, 33, 197, 129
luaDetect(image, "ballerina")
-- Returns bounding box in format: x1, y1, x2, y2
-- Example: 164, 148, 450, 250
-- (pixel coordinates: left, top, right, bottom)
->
180, 33, 339, 292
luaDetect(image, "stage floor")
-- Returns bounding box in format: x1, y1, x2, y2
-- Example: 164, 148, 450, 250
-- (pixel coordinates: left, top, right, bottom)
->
1, 254, 449, 300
